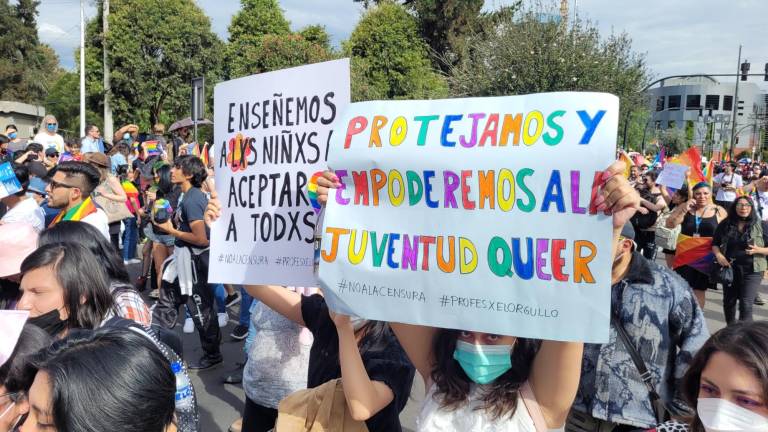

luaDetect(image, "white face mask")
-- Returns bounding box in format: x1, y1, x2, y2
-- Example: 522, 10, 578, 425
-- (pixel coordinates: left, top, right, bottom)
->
698, 398, 768, 432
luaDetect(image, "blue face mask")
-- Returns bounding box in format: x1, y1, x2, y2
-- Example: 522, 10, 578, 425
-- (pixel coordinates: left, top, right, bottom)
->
453, 340, 513, 385
8, 132, 16, 139
46, 123, 56, 132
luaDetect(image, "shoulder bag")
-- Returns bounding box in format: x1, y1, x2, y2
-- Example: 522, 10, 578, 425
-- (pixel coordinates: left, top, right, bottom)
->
93, 179, 133, 223
612, 312, 673, 426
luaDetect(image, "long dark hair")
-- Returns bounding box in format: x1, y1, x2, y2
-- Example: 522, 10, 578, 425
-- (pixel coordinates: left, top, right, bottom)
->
0, 324, 51, 393
430, 330, 541, 420
156, 164, 173, 197
681, 321, 768, 432
39, 221, 130, 284
31, 327, 176, 432
726, 195, 758, 226
20, 243, 115, 331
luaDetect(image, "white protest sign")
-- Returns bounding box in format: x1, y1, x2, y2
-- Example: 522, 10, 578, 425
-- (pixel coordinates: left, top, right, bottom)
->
0, 162, 21, 200
318, 93, 618, 343
209, 59, 350, 286
656, 162, 688, 189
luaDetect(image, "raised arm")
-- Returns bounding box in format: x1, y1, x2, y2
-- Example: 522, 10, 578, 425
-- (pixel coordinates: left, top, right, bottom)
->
243, 285, 305, 326
334, 313, 395, 421
389, 322, 437, 383
529, 341, 584, 426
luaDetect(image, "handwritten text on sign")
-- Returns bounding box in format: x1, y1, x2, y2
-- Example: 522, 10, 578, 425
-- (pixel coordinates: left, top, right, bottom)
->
209, 59, 350, 286
318, 93, 618, 342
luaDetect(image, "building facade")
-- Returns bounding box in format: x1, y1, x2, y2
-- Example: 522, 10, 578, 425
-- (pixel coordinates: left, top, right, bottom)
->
646, 76, 767, 156
0, 101, 45, 140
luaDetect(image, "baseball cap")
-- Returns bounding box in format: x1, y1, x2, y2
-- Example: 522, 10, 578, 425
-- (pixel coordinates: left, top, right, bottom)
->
45, 147, 59, 157
28, 177, 48, 196
0, 223, 39, 278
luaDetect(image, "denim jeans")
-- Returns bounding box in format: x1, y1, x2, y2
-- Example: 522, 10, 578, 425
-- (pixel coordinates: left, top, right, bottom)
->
121, 217, 138, 261
239, 286, 254, 326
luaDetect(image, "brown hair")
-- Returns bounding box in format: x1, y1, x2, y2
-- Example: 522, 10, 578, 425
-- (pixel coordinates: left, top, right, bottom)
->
430, 329, 541, 420
680, 321, 768, 432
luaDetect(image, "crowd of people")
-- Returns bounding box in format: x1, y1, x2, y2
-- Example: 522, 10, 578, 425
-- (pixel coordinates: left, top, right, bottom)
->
2, 115, 768, 432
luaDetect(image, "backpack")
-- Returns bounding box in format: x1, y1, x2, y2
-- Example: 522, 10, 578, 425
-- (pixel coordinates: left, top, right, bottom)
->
655, 209, 681, 250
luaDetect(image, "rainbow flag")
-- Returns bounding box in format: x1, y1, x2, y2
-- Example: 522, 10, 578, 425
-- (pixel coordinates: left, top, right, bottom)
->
143, 140, 161, 156
671, 147, 706, 185
192, 142, 210, 167
652, 147, 665, 167
703, 159, 714, 186
673, 233, 714, 274
49, 196, 99, 227
122, 180, 140, 214
618, 151, 634, 178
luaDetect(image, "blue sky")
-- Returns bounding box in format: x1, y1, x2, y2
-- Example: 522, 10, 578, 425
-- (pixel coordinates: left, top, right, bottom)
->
32, 0, 768, 90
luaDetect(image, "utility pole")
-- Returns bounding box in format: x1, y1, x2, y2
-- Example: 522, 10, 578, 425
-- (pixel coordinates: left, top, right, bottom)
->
729, 45, 742, 161
103, 0, 113, 143
79, 0, 86, 138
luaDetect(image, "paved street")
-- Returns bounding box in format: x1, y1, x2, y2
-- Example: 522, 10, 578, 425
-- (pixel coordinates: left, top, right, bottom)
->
129, 261, 762, 432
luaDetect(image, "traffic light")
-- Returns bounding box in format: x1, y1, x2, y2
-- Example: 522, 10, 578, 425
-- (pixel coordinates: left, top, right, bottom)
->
741, 61, 751, 81
764, 62, 768, 81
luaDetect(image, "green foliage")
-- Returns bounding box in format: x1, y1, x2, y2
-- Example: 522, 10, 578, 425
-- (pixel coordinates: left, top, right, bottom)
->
45, 71, 101, 136
228, 0, 290, 43
84, 0, 224, 130
227, 34, 333, 78
408, 0, 484, 71
449, 4, 649, 140
658, 127, 688, 155
620, 107, 650, 151
345, 1, 448, 101
0, 0, 61, 103
299, 25, 331, 51
225, 1, 332, 79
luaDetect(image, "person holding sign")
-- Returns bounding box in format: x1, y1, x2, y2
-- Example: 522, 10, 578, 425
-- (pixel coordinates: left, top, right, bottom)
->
665, 182, 727, 308
290, 160, 637, 431
205, 211, 416, 432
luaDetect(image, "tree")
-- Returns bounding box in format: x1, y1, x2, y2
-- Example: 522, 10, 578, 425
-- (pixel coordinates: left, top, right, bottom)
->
658, 127, 688, 156
299, 25, 331, 51
84, 0, 224, 129
0, 0, 61, 103
345, 1, 448, 101
449, 4, 649, 144
45, 71, 101, 136
225, 1, 332, 79
227, 34, 332, 78
354, 0, 490, 72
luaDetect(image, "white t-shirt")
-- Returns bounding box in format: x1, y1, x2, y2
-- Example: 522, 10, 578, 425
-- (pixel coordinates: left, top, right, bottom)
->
714, 172, 743, 202
81, 209, 110, 239
32, 132, 65, 154
1, 197, 45, 232
753, 190, 768, 221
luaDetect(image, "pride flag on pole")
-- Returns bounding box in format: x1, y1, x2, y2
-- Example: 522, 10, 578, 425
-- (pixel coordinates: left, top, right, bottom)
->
618, 151, 634, 178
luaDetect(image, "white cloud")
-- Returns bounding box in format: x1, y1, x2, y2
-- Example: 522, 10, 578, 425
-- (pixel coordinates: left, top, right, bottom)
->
38, 22, 68, 37
37, 0, 768, 93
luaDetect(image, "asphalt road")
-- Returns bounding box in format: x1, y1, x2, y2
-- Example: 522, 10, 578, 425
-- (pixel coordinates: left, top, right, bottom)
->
128, 260, 753, 432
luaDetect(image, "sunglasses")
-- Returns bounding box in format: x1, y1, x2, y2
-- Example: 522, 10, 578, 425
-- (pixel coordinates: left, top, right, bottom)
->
47, 123, 57, 126
48, 179, 77, 190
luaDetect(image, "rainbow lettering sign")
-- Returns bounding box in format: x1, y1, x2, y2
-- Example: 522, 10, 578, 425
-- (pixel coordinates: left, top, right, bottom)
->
209, 59, 351, 287
307, 172, 323, 213
318, 93, 618, 343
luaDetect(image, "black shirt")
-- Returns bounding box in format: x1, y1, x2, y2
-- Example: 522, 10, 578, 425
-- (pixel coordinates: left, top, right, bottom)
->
175, 187, 209, 248
301, 294, 415, 432
713, 220, 768, 268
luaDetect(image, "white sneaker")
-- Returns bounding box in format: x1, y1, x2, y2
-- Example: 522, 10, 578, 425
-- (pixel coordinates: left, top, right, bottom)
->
183, 318, 194, 333
218, 312, 228, 328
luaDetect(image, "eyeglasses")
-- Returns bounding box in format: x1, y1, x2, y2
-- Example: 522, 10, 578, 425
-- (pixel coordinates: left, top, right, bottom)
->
48, 179, 77, 190
736, 203, 753, 208
46, 123, 57, 126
